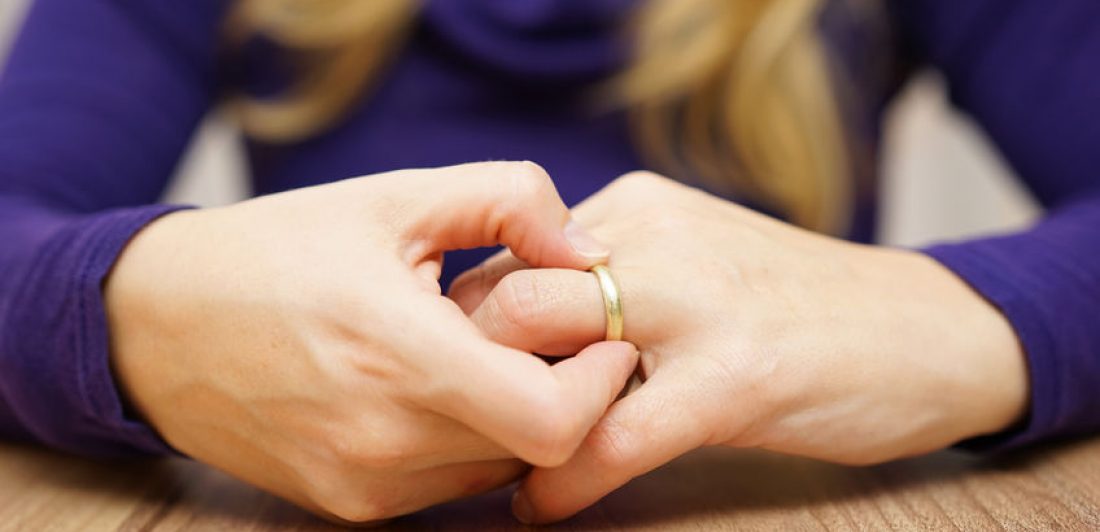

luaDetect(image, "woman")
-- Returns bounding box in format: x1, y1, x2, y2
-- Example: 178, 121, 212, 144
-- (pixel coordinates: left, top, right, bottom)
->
1, 0, 1097, 525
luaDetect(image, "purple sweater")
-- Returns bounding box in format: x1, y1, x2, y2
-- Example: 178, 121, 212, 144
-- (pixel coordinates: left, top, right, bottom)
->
0, 0, 1097, 457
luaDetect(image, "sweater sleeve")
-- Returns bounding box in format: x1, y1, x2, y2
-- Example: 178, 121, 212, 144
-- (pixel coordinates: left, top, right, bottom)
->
0, 0, 229, 456
893, 0, 1100, 449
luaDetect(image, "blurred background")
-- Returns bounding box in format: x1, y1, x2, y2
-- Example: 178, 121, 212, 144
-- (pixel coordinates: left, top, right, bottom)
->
0, 0, 1037, 247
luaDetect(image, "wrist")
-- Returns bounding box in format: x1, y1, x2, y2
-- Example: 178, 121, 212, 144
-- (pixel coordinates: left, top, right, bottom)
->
887, 248, 1029, 443
103, 209, 200, 431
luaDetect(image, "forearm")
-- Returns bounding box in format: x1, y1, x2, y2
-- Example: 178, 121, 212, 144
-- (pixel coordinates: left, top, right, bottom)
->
0, 0, 228, 455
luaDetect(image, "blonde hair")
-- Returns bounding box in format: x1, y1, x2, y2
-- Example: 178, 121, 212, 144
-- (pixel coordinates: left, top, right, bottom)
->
226, 0, 851, 233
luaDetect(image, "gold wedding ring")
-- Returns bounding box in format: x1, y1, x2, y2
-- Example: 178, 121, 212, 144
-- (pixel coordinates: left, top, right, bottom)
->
590, 265, 623, 342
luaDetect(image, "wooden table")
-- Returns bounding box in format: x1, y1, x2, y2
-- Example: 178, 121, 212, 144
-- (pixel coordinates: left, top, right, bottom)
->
2, 437, 1099, 531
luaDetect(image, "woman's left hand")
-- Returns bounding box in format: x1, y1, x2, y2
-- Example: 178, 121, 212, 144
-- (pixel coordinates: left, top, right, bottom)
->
448, 172, 1029, 524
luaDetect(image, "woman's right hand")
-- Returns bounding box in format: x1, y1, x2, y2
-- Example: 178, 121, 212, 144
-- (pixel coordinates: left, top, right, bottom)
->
103, 161, 638, 523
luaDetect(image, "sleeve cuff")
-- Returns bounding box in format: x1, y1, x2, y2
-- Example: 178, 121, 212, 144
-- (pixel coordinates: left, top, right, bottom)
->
2, 204, 190, 457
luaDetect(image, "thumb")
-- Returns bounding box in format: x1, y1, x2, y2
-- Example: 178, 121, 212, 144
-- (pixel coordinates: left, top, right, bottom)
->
512, 369, 709, 524
386, 161, 609, 269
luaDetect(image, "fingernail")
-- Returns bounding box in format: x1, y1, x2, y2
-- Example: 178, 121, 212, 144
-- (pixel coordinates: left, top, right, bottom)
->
564, 220, 610, 260
512, 490, 534, 524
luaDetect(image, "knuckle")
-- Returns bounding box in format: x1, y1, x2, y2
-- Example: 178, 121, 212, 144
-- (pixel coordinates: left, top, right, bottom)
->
636, 202, 693, 235
324, 428, 409, 471
505, 161, 553, 206
612, 170, 668, 193
523, 389, 586, 466
586, 416, 637, 471
601, 171, 679, 213
302, 472, 384, 523
304, 456, 411, 522
516, 159, 552, 180
483, 161, 556, 258
320, 427, 360, 466
492, 270, 547, 331
320, 493, 390, 524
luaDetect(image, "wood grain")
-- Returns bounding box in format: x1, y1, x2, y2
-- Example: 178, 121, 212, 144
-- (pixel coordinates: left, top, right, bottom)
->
1, 437, 1098, 531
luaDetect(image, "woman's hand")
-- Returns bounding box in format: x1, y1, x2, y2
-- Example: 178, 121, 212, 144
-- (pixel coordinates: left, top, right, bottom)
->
104, 162, 639, 523
449, 172, 1029, 524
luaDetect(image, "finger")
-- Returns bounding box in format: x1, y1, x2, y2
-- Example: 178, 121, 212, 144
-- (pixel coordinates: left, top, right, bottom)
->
452, 338, 638, 468
420, 308, 639, 468
468, 268, 606, 355
512, 369, 709, 524
395, 282, 636, 468
447, 251, 526, 315
392, 161, 609, 270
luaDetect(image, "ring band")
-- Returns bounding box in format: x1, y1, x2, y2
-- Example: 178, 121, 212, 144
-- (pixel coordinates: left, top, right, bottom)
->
590, 264, 623, 342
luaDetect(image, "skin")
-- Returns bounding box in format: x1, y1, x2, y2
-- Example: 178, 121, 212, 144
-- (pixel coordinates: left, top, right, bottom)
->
449, 171, 1030, 524
104, 161, 640, 524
